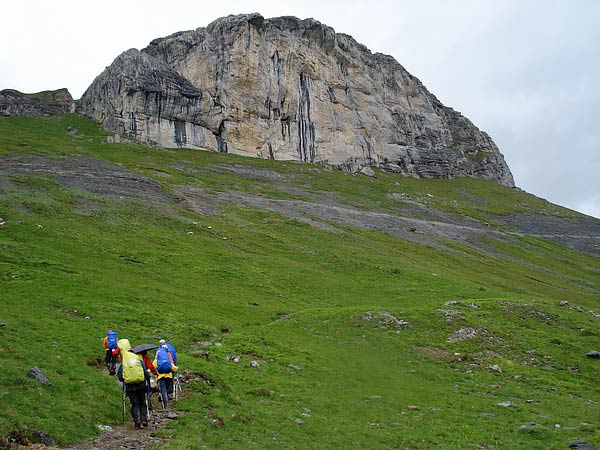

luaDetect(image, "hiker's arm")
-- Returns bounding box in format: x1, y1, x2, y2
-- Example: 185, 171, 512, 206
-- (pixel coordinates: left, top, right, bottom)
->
140, 360, 150, 380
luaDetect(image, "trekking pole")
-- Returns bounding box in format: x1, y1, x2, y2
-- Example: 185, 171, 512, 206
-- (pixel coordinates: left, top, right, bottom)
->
174, 373, 181, 401
121, 382, 126, 422
146, 377, 157, 426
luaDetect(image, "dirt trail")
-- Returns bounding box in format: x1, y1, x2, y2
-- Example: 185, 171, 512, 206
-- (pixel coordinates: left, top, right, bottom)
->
6, 407, 180, 450
62, 408, 180, 450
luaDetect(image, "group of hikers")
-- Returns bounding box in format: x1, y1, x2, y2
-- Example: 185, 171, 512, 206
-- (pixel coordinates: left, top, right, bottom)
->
103, 329, 179, 429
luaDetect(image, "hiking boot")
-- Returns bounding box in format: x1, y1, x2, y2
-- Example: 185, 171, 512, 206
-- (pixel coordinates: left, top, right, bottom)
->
141, 421, 148, 428
134, 422, 142, 429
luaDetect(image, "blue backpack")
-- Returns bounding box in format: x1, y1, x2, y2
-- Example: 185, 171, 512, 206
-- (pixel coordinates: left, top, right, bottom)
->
156, 347, 173, 373
107, 331, 118, 350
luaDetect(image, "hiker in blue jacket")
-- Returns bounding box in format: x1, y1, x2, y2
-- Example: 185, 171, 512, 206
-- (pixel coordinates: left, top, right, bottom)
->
153, 344, 178, 409
103, 330, 118, 375
159, 339, 178, 365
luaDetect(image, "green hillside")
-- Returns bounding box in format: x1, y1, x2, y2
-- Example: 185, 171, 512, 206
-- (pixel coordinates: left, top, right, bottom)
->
0, 115, 598, 449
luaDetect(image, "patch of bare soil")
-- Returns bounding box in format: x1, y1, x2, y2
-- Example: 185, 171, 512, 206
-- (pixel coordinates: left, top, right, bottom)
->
2, 154, 599, 255
0, 154, 174, 205
492, 212, 600, 255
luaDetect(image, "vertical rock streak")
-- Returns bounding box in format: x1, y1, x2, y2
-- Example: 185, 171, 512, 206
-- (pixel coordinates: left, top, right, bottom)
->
297, 73, 316, 162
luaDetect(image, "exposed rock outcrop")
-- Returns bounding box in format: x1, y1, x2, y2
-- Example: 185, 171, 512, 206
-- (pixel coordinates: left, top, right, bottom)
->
78, 13, 514, 186
0, 88, 74, 116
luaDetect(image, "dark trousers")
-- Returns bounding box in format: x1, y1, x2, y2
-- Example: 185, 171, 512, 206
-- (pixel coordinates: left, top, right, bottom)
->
105, 349, 117, 375
158, 377, 173, 408
125, 382, 148, 426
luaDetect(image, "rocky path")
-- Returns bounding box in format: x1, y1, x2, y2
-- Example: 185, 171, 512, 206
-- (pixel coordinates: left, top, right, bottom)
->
6, 405, 181, 450
62, 408, 179, 450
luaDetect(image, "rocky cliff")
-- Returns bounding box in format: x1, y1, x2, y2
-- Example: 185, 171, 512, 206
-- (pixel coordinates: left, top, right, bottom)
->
78, 13, 514, 186
0, 88, 74, 116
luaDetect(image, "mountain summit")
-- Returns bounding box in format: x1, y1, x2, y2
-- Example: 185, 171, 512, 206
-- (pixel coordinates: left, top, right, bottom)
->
79, 13, 514, 186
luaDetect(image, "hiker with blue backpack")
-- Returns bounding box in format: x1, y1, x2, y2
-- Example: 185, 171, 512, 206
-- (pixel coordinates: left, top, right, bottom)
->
153, 342, 178, 409
117, 339, 150, 429
103, 330, 118, 375
159, 339, 177, 365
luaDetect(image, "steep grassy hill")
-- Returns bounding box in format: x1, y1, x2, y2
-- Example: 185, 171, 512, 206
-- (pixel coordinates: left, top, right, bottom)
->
0, 115, 599, 449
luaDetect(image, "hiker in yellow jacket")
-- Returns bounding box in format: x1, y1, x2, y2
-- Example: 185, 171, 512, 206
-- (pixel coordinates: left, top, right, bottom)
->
153, 344, 178, 409
117, 339, 150, 429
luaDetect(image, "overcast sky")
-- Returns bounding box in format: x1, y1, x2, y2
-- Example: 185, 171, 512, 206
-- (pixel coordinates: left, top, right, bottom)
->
2, 0, 599, 218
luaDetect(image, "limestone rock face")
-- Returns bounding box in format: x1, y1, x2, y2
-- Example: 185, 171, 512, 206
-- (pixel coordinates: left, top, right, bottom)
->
0, 88, 74, 116
78, 13, 514, 186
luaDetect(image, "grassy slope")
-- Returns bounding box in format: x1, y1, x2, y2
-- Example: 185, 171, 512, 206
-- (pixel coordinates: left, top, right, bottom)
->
0, 115, 598, 449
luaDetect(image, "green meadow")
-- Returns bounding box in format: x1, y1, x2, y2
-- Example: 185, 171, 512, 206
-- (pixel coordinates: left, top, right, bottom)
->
0, 115, 598, 449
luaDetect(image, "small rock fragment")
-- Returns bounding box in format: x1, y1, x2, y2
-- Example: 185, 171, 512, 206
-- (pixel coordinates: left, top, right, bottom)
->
519, 422, 540, 430
210, 417, 225, 428
487, 365, 502, 373
586, 351, 600, 358
569, 441, 594, 449
496, 401, 514, 407
31, 430, 55, 446
360, 166, 376, 178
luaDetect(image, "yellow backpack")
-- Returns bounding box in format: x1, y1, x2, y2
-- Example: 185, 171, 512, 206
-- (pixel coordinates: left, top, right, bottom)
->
118, 339, 145, 384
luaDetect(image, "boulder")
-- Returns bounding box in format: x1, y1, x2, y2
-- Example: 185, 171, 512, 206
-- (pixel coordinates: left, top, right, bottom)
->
360, 166, 376, 178
28, 367, 51, 385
